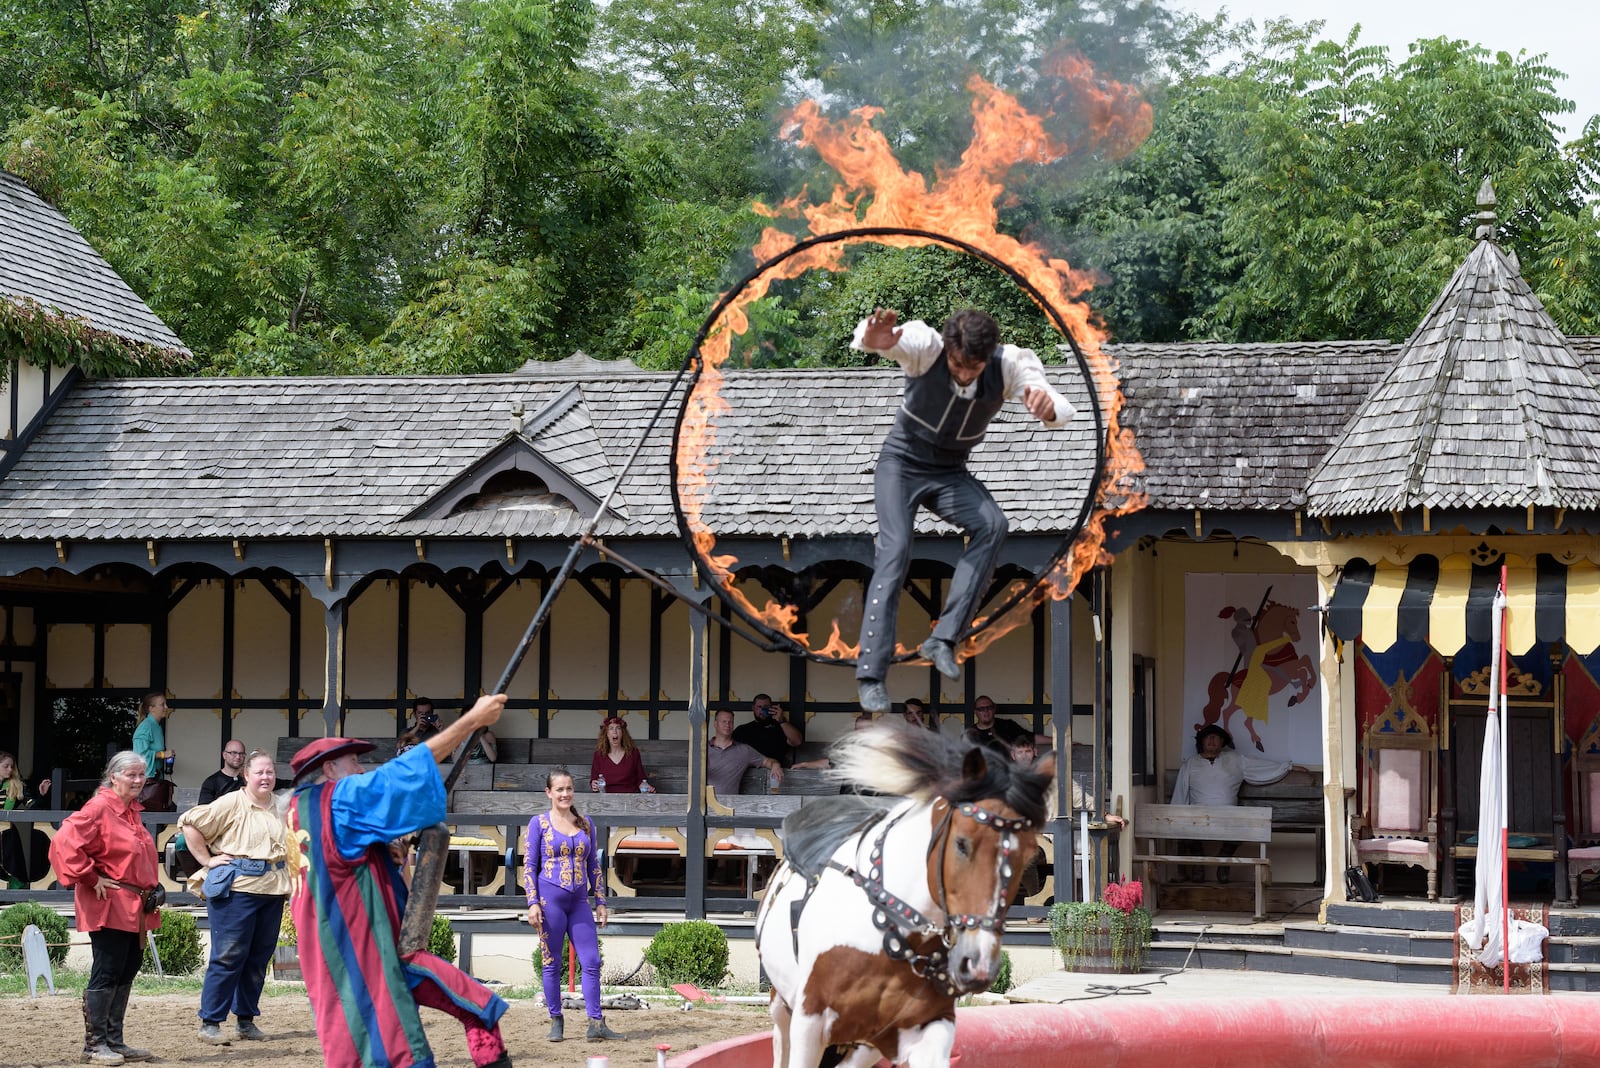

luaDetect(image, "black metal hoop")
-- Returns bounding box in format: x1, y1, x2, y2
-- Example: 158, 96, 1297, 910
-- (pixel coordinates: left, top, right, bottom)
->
669, 226, 1107, 667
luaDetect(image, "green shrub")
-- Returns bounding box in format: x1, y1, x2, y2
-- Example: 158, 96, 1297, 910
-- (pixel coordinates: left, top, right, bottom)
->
989, 949, 1013, 994
531, 936, 603, 986
144, 909, 204, 975
0, 900, 71, 970
429, 914, 456, 964
643, 920, 728, 988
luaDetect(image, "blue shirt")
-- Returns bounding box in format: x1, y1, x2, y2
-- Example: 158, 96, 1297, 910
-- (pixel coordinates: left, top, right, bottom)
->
327, 743, 445, 861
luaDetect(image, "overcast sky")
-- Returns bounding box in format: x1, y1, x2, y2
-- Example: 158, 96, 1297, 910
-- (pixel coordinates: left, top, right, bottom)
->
1167, 0, 1597, 143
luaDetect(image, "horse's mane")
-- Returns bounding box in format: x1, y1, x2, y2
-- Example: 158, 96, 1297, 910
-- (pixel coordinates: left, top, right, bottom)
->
782, 794, 896, 879
827, 725, 1052, 827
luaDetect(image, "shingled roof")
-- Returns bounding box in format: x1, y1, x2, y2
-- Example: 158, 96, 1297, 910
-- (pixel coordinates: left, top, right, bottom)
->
0, 171, 187, 354
0, 360, 1098, 542
4, 327, 1598, 543
1305, 183, 1600, 517
1110, 339, 1397, 510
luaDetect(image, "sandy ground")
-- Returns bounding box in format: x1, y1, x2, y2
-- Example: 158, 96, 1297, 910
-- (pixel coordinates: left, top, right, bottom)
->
4, 992, 771, 1068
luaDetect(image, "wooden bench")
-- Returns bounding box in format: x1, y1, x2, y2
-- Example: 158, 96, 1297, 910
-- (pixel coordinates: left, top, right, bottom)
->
1162, 768, 1324, 885
1133, 803, 1273, 920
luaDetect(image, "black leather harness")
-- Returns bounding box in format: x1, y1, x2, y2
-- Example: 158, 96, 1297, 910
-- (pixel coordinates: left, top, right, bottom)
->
783, 798, 1032, 997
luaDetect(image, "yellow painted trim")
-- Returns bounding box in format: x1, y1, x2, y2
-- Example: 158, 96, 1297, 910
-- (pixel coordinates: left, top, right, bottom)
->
1505, 561, 1538, 655
1429, 555, 1472, 656
1360, 563, 1409, 653
1567, 562, 1600, 655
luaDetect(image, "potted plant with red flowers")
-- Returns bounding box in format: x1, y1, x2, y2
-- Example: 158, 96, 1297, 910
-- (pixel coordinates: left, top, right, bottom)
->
1048, 878, 1152, 974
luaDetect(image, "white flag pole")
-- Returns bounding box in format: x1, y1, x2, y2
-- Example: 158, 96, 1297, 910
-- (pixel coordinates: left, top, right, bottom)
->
1499, 564, 1511, 992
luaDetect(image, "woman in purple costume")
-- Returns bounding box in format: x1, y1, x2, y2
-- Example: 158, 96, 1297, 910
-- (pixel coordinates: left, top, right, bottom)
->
524, 768, 622, 1043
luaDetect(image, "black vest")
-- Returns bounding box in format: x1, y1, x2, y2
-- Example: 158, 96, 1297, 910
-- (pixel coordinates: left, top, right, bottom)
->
889, 350, 1007, 456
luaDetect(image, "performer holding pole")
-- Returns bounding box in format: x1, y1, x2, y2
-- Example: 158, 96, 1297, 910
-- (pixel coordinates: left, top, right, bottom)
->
287, 693, 512, 1068
851, 307, 1075, 712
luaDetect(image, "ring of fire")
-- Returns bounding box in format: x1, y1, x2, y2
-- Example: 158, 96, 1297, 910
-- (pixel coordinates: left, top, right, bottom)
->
668, 225, 1107, 669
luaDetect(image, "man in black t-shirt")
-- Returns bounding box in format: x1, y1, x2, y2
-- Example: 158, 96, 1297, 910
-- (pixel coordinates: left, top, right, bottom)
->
961, 696, 1046, 757
197, 741, 248, 805
731, 693, 801, 766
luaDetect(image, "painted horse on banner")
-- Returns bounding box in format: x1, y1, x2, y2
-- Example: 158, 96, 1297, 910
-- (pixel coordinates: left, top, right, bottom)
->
1197, 599, 1317, 751
755, 726, 1051, 1068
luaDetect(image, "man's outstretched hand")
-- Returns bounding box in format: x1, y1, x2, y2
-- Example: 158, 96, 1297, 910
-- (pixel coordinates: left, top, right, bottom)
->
860, 307, 903, 351
1022, 386, 1056, 423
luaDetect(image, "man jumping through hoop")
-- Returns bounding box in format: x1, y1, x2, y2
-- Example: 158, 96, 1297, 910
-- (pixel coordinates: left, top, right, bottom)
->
852, 307, 1075, 713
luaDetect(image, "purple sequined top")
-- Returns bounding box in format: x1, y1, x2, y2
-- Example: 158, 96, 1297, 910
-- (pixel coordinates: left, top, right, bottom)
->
523, 811, 605, 908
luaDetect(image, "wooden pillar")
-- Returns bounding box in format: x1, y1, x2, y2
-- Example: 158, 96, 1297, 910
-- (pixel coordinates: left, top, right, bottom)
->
686, 603, 709, 919
1050, 593, 1075, 902
1110, 554, 1135, 879
323, 600, 346, 738
1317, 564, 1351, 914
1091, 565, 1109, 893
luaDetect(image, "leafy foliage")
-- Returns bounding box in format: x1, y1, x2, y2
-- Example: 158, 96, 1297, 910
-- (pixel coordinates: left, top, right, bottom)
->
1, 298, 191, 380
642, 919, 729, 987
988, 948, 1013, 994
532, 933, 604, 985
1200, 29, 1600, 342
0, 900, 71, 970
3, 1, 1600, 370
430, 914, 457, 965
145, 908, 204, 976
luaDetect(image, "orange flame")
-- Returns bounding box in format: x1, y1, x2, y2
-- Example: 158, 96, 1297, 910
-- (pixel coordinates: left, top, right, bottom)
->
677, 54, 1151, 662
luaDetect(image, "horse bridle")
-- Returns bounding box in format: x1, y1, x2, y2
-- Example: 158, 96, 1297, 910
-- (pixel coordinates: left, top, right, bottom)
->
825, 798, 1032, 997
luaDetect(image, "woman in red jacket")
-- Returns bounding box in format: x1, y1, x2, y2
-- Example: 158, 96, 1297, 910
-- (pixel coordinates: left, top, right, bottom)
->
49, 750, 163, 1066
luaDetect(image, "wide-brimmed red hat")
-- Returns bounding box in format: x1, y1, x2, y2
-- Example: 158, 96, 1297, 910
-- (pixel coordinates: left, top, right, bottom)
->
290, 737, 375, 784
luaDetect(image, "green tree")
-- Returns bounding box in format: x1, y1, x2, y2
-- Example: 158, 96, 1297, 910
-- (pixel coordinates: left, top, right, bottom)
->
1201, 28, 1600, 341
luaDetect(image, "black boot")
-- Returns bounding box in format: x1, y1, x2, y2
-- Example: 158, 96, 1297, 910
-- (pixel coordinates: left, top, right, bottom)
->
80, 990, 125, 1065
586, 1016, 624, 1041
546, 1015, 564, 1042
105, 984, 152, 1061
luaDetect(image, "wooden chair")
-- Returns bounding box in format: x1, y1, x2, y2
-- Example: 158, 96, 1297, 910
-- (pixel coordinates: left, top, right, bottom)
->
1350, 700, 1438, 901
1566, 727, 1600, 904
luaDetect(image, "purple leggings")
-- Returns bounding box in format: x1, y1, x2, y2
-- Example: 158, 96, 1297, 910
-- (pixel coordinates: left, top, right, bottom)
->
537, 878, 603, 1019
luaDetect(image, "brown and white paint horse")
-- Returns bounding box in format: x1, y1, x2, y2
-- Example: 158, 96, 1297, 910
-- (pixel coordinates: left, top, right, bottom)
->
755, 727, 1051, 1068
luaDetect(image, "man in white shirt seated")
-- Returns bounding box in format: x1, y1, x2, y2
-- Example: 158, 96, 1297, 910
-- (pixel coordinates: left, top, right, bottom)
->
1171, 724, 1299, 882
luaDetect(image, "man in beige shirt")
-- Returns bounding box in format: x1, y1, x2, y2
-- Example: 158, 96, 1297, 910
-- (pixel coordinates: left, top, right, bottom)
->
179, 751, 288, 1045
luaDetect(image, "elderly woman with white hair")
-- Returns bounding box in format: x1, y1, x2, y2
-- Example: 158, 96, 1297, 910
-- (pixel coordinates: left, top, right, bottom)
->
49, 750, 164, 1066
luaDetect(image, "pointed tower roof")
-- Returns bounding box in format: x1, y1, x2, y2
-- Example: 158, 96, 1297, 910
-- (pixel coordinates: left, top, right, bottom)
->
1305, 178, 1600, 517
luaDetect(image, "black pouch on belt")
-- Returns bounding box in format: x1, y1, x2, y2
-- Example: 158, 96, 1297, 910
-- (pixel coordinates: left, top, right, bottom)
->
141, 885, 166, 913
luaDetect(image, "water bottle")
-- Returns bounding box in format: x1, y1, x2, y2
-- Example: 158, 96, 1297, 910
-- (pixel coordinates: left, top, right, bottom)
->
639, 780, 650, 793
595, 774, 606, 793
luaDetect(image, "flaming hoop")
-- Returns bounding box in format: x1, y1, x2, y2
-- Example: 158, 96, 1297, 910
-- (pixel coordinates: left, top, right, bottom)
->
669, 225, 1106, 668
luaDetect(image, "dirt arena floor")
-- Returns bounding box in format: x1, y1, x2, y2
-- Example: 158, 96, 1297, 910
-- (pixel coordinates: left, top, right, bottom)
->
4, 992, 770, 1067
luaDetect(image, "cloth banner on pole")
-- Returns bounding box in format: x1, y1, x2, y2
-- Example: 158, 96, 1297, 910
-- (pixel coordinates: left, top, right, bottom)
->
1458, 580, 1547, 971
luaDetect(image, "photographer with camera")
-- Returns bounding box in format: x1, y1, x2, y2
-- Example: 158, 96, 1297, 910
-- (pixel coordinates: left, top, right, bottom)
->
731, 693, 802, 766
49, 750, 165, 1065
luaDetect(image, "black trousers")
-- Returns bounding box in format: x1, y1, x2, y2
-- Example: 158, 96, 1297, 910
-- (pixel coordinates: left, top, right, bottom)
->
857, 445, 1007, 682
88, 928, 143, 991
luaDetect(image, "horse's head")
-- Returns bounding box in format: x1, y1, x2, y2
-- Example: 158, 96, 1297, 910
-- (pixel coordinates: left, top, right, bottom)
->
926, 745, 1052, 993
1256, 599, 1301, 641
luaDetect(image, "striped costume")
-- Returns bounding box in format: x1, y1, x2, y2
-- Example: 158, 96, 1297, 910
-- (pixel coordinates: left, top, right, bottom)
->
289, 744, 509, 1068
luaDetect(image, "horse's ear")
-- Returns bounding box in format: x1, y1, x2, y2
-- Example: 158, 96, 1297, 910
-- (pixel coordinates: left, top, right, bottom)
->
960, 744, 990, 783
1032, 752, 1056, 781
